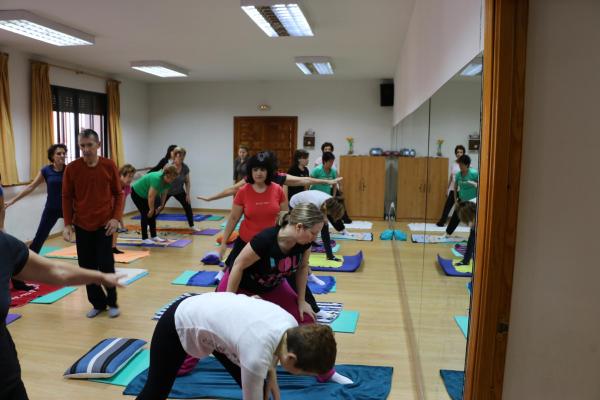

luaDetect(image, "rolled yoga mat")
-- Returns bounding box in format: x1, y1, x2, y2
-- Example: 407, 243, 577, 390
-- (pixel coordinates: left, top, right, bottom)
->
124, 356, 393, 400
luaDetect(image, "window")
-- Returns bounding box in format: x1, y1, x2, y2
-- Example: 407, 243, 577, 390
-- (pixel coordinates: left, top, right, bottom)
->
51, 85, 108, 163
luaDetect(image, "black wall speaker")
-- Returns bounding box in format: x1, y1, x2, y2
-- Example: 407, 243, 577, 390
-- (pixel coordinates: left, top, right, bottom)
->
380, 83, 394, 107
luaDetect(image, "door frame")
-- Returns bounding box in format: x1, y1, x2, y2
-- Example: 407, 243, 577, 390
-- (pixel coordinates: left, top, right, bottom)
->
233, 116, 298, 169
465, 0, 528, 398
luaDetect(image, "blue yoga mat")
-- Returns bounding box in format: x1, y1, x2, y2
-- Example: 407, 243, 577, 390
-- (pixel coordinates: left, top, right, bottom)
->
311, 251, 364, 272
132, 213, 210, 222
187, 271, 219, 287
440, 370, 464, 400
307, 276, 336, 294
124, 356, 393, 399
437, 255, 472, 277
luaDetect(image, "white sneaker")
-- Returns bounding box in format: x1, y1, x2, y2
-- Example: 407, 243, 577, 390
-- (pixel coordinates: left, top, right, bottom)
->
192, 226, 203, 232
308, 274, 326, 286
141, 238, 155, 245
152, 236, 167, 242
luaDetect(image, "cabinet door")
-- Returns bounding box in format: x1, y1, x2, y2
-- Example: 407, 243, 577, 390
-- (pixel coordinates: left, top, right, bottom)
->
425, 157, 449, 221
339, 156, 363, 217
396, 157, 427, 220
360, 157, 386, 218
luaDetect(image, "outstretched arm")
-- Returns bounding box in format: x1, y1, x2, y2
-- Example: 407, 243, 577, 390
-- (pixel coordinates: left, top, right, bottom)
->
285, 175, 343, 187
15, 250, 125, 287
197, 180, 245, 202
5, 172, 45, 208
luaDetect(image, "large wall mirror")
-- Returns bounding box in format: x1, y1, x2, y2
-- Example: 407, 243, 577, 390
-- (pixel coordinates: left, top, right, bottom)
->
390, 53, 483, 399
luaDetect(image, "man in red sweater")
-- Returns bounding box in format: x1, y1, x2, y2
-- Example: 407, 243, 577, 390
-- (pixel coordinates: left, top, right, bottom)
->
62, 129, 124, 318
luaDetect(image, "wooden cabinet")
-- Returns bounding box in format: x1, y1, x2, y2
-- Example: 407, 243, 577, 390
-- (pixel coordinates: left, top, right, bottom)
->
396, 157, 448, 221
339, 156, 386, 219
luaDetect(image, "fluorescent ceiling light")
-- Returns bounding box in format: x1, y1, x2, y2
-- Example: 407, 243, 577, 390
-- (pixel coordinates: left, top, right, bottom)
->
460, 61, 483, 77
0, 10, 94, 46
241, 1, 313, 37
295, 57, 334, 75
130, 61, 188, 78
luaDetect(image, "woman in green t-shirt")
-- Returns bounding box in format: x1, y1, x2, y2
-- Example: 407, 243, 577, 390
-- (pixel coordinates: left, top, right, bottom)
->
446, 155, 479, 235
131, 166, 178, 244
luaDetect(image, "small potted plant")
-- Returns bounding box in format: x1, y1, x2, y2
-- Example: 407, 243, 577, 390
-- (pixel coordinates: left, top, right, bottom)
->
346, 136, 355, 155
436, 139, 444, 157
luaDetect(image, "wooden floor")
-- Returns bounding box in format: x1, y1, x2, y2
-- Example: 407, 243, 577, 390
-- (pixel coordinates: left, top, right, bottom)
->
11, 210, 470, 400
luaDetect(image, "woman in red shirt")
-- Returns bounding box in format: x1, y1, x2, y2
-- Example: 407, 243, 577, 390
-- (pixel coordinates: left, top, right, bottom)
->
219, 152, 287, 263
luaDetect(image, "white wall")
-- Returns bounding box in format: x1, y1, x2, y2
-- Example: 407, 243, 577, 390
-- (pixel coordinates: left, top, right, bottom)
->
1, 46, 149, 241
148, 80, 393, 209
393, 0, 483, 124
394, 79, 481, 170
503, 0, 600, 399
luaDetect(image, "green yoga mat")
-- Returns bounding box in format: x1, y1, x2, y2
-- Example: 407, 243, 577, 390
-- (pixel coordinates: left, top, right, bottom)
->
40, 246, 61, 256
331, 310, 359, 333
206, 215, 224, 221
454, 316, 469, 338
172, 270, 197, 285
308, 253, 343, 268
91, 349, 150, 387
30, 287, 77, 304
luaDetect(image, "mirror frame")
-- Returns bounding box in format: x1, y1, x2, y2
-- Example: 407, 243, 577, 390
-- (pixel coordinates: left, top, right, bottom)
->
465, 0, 529, 398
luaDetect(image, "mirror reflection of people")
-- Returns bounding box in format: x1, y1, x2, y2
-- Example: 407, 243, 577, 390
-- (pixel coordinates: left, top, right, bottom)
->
436, 145, 466, 227
456, 200, 477, 266
134, 292, 337, 400
445, 154, 478, 236
62, 129, 124, 319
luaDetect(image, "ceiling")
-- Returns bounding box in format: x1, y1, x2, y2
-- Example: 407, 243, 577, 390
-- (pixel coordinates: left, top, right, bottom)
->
0, 0, 415, 82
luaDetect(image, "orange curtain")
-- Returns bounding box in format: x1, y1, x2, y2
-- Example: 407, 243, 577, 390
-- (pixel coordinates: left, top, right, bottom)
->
0, 52, 19, 185
30, 61, 54, 179
106, 80, 125, 167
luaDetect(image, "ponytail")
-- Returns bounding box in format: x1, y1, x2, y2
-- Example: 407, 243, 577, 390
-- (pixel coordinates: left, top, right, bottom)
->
277, 211, 292, 227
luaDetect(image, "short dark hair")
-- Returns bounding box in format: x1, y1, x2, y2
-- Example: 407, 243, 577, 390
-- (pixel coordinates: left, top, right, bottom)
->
293, 149, 309, 165
458, 201, 477, 224
458, 154, 471, 166
321, 142, 334, 152
164, 145, 177, 159
79, 129, 99, 142
455, 145, 466, 156
286, 324, 337, 374
238, 144, 249, 152
245, 152, 275, 184
47, 144, 67, 162
322, 152, 335, 163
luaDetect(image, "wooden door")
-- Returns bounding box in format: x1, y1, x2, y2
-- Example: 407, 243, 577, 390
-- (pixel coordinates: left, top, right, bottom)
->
396, 157, 427, 220
359, 157, 386, 218
339, 156, 363, 217
233, 117, 297, 171
425, 157, 449, 221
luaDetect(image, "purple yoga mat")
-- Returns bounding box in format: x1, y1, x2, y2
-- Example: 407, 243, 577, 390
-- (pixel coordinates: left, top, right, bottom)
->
437, 254, 472, 277
6, 314, 21, 325
311, 251, 364, 272
119, 239, 192, 248
187, 271, 219, 287
194, 228, 220, 236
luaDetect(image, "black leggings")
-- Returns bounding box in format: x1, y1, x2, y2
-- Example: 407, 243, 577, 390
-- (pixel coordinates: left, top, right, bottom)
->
0, 329, 29, 400
131, 189, 157, 240
166, 192, 194, 227
136, 297, 242, 400
438, 191, 456, 223
462, 228, 476, 264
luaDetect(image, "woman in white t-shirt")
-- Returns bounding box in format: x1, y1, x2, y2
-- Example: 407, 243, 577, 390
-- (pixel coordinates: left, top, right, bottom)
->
135, 292, 337, 400
436, 145, 466, 226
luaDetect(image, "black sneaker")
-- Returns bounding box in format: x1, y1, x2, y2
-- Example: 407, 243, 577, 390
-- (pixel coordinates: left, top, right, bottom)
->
436, 220, 446, 227
11, 279, 36, 291
112, 247, 124, 254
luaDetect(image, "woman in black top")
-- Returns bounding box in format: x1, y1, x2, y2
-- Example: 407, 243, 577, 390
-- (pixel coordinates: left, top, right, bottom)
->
286, 149, 310, 202
149, 144, 177, 172
233, 144, 249, 182
0, 232, 123, 400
